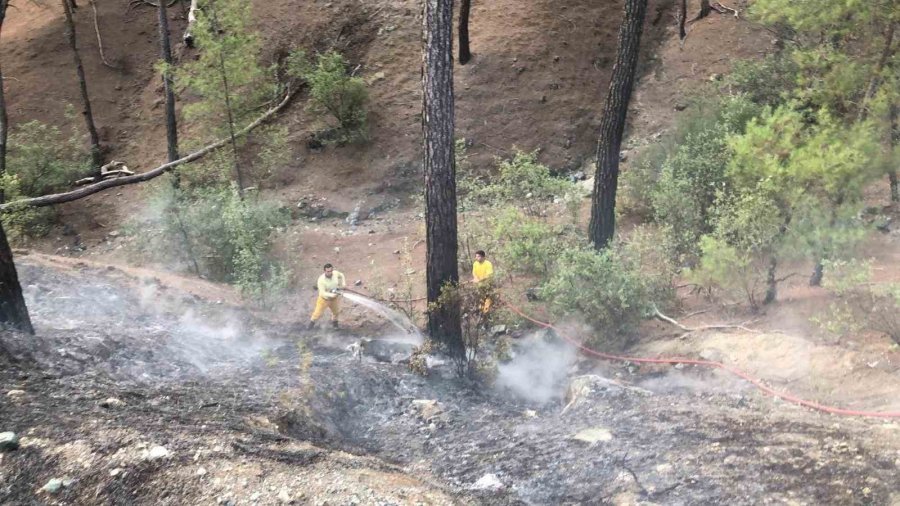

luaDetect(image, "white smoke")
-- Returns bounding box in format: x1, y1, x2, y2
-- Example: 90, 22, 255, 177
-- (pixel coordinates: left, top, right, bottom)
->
495, 333, 576, 404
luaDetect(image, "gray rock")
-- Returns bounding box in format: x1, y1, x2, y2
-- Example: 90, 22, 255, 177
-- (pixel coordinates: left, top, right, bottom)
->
565, 375, 623, 406
40, 478, 72, 494
471, 473, 504, 491
143, 445, 170, 461
354, 279, 363, 286
360, 339, 416, 363
410, 399, 444, 421
0, 431, 20, 451
100, 397, 125, 409
490, 325, 508, 336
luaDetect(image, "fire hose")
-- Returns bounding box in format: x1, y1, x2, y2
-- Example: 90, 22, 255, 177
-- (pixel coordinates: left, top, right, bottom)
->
339, 286, 900, 418
502, 301, 900, 419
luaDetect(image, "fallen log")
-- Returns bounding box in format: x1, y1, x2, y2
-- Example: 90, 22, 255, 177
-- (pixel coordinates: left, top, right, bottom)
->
183, 0, 198, 47
0, 89, 296, 212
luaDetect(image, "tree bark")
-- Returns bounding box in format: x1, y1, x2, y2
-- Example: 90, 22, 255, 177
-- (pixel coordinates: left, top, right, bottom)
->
859, 21, 896, 121
458, 0, 472, 65
763, 256, 778, 305
61, 0, 103, 170
678, 0, 687, 41
588, 0, 647, 249
888, 100, 899, 203
696, 0, 711, 20
157, 0, 178, 162
0, 0, 35, 335
423, 0, 463, 358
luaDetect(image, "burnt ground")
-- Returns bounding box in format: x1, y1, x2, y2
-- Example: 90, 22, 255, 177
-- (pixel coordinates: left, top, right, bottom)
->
2, 259, 900, 506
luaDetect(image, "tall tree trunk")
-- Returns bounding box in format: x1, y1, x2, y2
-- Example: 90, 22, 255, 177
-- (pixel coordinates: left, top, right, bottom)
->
157, 0, 178, 162
61, 0, 102, 170
888, 100, 899, 203
423, 0, 463, 359
0, 0, 35, 335
588, 0, 647, 249
678, 0, 687, 41
696, 0, 711, 20
157, 0, 200, 277
458, 0, 472, 65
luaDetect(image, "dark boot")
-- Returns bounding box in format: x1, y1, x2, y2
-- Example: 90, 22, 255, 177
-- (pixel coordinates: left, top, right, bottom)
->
306, 320, 315, 330
331, 320, 339, 330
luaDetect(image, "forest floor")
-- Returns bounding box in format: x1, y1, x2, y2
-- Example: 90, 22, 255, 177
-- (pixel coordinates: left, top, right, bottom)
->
2, 254, 900, 505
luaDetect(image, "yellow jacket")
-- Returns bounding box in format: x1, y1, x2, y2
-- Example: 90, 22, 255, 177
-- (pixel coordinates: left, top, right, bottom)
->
317, 271, 346, 299
472, 260, 494, 282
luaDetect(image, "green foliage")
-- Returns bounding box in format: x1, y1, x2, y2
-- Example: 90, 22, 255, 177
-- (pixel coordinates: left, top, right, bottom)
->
724, 55, 799, 107
1, 120, 91, 241
637, 96, 762, 262
539, 243, 654, 349
430, 280, 500, 378
176, 0, 273, 137
288, 50, 368, 144
815, 259, 900, 344
4, 120, 90, 196
462, 150, 580, 216
142, 184, 291, 303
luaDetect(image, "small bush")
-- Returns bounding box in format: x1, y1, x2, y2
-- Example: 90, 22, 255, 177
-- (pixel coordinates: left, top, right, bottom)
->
430, 279, 500, 378
288, 50, 368, 144
539, 243, 656, 349
143, 184, 291, 303
462, 151, 580, 216
818, 259, 900, 345
1, 120, 91, 241
724, 55, 798, 106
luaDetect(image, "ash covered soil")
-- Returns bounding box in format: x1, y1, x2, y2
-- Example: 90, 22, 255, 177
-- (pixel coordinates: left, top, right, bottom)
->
2, 258, 900, 505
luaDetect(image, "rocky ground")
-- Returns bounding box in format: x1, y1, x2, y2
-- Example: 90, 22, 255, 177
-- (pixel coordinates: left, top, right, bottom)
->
2, 258, 900, 506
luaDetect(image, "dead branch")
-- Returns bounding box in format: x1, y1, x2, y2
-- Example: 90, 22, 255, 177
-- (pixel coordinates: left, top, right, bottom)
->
653, 306, 760, 335
88, 0, 116, 69
183, 0, 198, 47
0, 89, 296, 212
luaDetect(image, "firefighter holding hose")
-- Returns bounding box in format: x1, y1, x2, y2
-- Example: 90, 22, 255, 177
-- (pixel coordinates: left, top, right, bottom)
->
308, 263, 346, 330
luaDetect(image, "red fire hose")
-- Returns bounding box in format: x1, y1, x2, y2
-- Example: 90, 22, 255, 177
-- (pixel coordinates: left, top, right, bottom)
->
503, 301, 900, 419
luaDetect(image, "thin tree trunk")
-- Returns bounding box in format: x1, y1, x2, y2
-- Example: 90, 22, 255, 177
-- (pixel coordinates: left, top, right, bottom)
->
0, 0, 35, 335
157, 0, 178, 162
423, 0, 463, 359
678, 0, 687, 41
61, 0, 102, 170
209, 3, 245, 197
888, 100, 899, 203
696, 0, 711, 20
859, 21, 896, 121
588, 0, 647, 249
0, 67, 6, 178
763, 256, 778, 305
458, 0, 472, 65
809, 261, 823, 287
157, 0, 200, 277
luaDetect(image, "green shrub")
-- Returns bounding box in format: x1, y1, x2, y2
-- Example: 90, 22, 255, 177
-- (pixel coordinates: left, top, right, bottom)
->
462, 150, 580, 216
141, 184, 291, 303
724, 55, 799, 106
1, 120, 91, 241
817, 259, 900, 345
539, 243, 655, 349
288, 50, 368, 144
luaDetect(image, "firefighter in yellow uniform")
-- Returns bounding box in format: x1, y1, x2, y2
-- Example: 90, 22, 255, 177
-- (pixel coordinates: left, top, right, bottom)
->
308, 263, 346, 330
472, 250, 494, 313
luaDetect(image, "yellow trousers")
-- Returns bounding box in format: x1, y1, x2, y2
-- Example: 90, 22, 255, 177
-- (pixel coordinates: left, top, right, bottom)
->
310, 296, 340, 322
